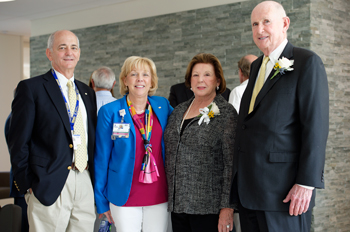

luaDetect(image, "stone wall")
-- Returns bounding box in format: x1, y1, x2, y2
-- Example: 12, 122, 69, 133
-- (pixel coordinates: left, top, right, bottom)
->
310, 0, 350, 231
29, 0, 314, 98
30, 0, 350, 231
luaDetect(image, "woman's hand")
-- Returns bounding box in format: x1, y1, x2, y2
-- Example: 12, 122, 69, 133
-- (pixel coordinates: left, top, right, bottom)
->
218, 208, 234, 232
99, 210, 115, 224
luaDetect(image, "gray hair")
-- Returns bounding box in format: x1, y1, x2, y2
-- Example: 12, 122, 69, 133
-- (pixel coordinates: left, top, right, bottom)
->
92, 66, 116, 90
47, 30, 80, 50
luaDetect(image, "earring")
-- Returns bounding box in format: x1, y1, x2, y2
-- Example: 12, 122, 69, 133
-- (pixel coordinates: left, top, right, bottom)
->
190, 88, 193, 91
216, 86, 219, 90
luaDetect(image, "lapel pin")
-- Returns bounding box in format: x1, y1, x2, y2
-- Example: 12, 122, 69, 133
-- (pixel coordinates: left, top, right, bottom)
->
85, 93, 87, 95
159, 106, 161, 109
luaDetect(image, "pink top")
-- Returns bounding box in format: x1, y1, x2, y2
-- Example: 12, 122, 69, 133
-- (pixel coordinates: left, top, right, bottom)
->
124, 112, 168, 206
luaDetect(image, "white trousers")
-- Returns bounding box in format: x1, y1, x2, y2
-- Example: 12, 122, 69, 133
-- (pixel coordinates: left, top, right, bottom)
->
25, 170, 95, 232
110, 202, 169, 232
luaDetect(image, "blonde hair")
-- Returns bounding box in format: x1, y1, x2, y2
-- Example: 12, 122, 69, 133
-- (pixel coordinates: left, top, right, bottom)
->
119, 56, 158, 96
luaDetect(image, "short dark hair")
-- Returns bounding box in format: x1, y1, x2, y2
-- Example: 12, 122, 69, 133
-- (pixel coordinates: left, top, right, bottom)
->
184, 53, 226, 94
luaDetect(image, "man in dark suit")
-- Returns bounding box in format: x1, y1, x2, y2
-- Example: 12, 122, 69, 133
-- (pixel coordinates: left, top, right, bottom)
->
8, 30, 97, 231
5, 113, 29, 232
168, 82, 230, 108
230, 1, 329, 231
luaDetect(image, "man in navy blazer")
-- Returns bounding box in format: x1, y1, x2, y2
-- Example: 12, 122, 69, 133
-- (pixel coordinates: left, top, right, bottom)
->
230, 1, 329, 231
8, 30, 97, 231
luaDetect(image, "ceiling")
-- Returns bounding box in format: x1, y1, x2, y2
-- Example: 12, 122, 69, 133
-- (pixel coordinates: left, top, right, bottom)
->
0, 0, 129, 36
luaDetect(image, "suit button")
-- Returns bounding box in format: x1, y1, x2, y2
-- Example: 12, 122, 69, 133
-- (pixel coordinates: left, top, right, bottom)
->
69, 144, 73, 148
242, 125, 246, 129
67, 166, 72, 170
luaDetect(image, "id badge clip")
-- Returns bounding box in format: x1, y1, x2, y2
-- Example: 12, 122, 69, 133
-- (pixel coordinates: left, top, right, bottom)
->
72, 134, 82, 150
111, 123, 130, 140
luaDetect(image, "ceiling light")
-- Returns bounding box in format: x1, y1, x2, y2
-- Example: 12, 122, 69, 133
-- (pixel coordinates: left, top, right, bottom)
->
0, 0, 15, 2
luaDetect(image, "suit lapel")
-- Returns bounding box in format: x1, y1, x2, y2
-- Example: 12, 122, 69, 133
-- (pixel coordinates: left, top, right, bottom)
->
148, 97, 162, 127
43, 71, 71, 135
174, 98, 194, 134
252, 42, 294, 113
75, 81, 91, 114
75, 80, 95, 150
121, 95, 136, 138
241, 56, 263, 118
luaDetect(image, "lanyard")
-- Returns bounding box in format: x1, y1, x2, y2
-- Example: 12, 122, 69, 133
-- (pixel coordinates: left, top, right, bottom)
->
51, 70, 80, 132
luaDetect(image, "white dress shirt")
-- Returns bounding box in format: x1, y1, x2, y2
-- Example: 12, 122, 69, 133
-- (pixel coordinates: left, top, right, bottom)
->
228, 79, 249, 114
96, 90, 117, 114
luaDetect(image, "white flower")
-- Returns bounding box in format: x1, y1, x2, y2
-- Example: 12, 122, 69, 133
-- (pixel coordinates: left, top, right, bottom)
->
198, 102, 220, 125
278, 57, 294, 71
271, 57, 294, 79
211, 102, 220, 115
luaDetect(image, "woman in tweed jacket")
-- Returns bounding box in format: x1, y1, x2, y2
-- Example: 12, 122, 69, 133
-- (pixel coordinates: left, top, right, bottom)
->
164, 53, 238, 232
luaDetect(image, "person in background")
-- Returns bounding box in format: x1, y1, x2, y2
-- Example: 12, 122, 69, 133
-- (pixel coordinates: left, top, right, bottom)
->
89, 74, 116, 98
168, 81, 231, 108
164, 53, 237, 232
94, 56, 173, 232
4, 88, 29, 232
228, 54, 257, 113
8, 30, 97, 232
90, 66, 117, 113
230, 1, 329, 231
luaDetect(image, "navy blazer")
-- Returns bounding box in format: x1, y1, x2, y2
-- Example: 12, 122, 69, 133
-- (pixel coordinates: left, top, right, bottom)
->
94, 95, 173, 214
231, 42, 329, 211
8, 70, 97, 206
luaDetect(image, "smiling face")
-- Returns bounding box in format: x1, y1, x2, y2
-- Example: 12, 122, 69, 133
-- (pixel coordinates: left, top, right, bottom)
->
190, 63, 220, 100
251, 1, 290, 56
46, 30, 80, 79
123, 64, 152, 100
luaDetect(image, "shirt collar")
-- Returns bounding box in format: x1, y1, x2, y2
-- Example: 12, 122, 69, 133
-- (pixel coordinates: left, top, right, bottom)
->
266, 39, 288, 66
96, 90, 113, 96
53, 68, 75, 89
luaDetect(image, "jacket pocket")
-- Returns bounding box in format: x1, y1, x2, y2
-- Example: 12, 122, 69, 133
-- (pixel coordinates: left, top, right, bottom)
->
269, 152, 298, 163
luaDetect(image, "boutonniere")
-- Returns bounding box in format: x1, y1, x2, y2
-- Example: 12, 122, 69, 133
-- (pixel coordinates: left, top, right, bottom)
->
270, 57, 294, 79
198, 102, 220, 125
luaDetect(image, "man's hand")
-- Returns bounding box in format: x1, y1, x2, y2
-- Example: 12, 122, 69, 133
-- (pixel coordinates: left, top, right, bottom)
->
283, 184, 313, 216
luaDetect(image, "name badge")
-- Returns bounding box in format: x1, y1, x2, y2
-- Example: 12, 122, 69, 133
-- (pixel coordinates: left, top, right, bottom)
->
111, 123, 130, 140
72, 134, 82, 150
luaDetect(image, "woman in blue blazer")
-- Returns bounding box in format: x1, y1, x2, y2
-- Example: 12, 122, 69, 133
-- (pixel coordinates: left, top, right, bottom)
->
94, 56, 173, 232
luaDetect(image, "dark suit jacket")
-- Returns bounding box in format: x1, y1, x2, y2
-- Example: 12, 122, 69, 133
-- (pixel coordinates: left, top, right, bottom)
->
5, 113, 23, 198
168, 82, 231, 108
231, 42, 329, 212
8, 70, 97, 206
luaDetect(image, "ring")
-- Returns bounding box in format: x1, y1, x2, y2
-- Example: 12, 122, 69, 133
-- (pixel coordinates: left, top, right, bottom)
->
226, 225, 230, 228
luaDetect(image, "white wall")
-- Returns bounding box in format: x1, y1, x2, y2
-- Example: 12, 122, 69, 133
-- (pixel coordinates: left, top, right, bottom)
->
31, 0, 245, 36
0, 34, 24, 171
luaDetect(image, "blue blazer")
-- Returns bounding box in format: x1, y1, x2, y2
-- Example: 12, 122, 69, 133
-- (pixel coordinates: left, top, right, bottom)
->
94, 95, 173, 214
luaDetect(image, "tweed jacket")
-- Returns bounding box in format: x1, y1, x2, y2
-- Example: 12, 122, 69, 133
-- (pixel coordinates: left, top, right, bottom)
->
164, 94, 237, 214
